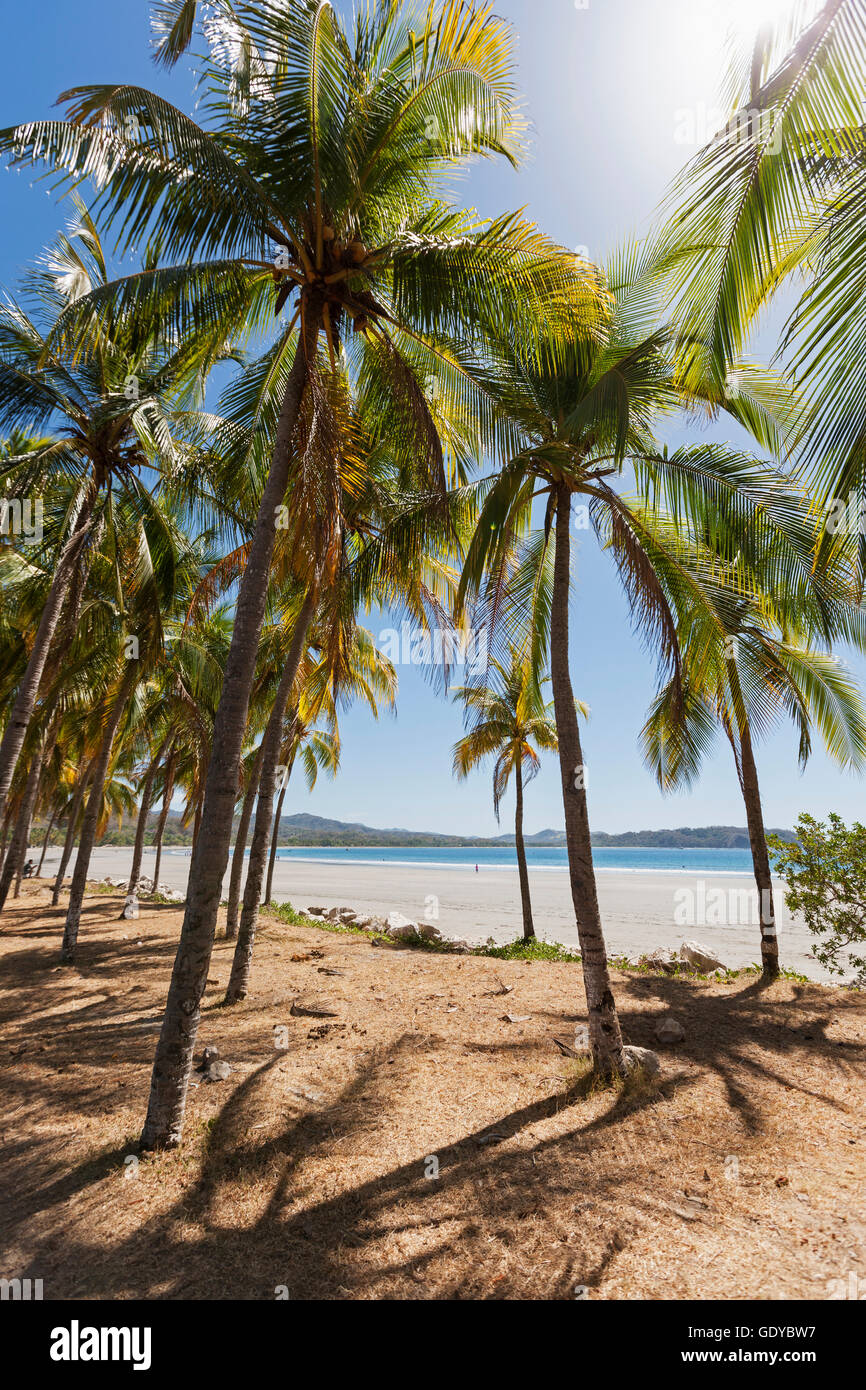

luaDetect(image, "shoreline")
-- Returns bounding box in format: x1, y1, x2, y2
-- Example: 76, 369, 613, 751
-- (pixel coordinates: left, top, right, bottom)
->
42, 844, 833, 981
160, 846, 772, 876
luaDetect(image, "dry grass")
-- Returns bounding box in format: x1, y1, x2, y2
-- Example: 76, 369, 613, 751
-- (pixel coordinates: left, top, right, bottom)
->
1, 880, 864, 1301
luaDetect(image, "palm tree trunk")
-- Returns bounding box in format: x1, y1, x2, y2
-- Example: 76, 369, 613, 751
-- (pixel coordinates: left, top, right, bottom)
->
550, 483, 624, 1075
226, 591, 318, 1004
0, 487, 96, 826
0, 808, 11, 878
514, 757, 535, 940
140, 318, 317, 1150
225, 741, 267, 940
61, 666, 137, 962
36, 804, 59, 877
124, 737, 169, 908
737, 722, 779, 980
0, 740, 44, 910
52, 766, 91, 906
265, 780, 288, 906
190, 796, 203, 856
151, 748, 177, 895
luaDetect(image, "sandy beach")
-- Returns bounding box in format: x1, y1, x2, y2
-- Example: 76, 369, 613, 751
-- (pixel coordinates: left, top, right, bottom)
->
46, 844, 830, 979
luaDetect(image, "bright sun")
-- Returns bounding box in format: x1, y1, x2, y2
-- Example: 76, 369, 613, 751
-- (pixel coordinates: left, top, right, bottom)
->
720, 0, 812, 39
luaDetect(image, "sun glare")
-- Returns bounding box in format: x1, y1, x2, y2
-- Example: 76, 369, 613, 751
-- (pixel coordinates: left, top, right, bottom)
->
720, 0, 814, 41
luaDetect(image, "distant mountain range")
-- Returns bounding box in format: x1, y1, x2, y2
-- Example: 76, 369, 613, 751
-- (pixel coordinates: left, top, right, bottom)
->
92, 811, 795, 849
266, 816, 795, 849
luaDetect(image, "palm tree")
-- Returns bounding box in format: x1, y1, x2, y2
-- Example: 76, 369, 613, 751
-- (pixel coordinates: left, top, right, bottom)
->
453, 653, 559, 940
59, 497, 214, 960
640, 546, 866, 979
457, 243, 815, 1073
0, 0, 592, 1147
123, 602, 231, 905
659, 0, 866, 518
0, 210, 211, 827
263, 715, 339, 907
225, 620, 397, 1003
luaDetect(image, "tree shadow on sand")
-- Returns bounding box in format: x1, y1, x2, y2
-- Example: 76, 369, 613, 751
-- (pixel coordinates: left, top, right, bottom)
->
3, 898, 863, 1299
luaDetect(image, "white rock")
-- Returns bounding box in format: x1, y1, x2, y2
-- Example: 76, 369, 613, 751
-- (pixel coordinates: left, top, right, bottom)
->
622, 1045, 661, 1078
654, 1016, 686, 1045
680, 940, 727, 973
643, 947, 680, 975
205, 1060, 232, 1083
386, 911, 420, 941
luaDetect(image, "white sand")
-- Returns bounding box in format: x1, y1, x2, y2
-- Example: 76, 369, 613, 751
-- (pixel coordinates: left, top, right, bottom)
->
39, 843, 833, 980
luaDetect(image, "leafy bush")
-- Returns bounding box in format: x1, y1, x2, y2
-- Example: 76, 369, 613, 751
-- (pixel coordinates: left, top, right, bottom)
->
478, 937, 582, 964
769, 814, 866, 987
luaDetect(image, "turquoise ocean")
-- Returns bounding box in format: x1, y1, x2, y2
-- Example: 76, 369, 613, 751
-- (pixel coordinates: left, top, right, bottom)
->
272, 845, 756, 874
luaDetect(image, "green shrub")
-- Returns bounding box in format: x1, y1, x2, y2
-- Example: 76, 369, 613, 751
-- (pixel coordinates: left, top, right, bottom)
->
769, 814, 866, 987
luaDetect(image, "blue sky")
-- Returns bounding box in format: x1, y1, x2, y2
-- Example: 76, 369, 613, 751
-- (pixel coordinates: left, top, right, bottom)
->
3, 0, 864, 838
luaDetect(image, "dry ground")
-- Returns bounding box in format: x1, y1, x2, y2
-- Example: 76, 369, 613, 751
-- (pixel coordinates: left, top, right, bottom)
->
1, 880, 864, 1300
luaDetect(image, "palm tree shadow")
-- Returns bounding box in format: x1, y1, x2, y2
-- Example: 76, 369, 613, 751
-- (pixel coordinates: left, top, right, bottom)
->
6, 909, 863, 1299
13, 1024, 701, 1299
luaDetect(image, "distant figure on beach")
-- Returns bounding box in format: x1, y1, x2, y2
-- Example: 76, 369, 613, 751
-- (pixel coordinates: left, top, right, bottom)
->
475, 863, 478, 873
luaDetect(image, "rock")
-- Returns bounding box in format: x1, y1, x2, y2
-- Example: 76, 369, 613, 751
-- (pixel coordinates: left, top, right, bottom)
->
121, 895, 139, 921
353, 914, 376, 929
205, 1060, 232, 1083
195, 1045, 221, 1071
386, 911, 420, 942
444, 938, 471, 953
418, 922, 442, 942
290, 997, 340, 1019
306, 906, 326, 915
337, 908, 357, 923
391, 922, 422, 945
680, 940, 727, 973
642, 947, 680, 975
622, 1045, 661, 1078
654, 1016, 686, 1045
